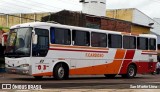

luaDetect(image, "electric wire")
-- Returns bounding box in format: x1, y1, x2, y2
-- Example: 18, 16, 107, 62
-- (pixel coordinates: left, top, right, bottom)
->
1, 0, 50, 12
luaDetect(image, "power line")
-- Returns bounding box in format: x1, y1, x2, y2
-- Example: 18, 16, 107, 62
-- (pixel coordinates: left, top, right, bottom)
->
27, 0, 63, 10
1, 0, 49, 12
0, 12, 41, 22
146, 0, 160, 5
0, 6, 20, 13
28, 0, 81, 11
1, 0, 81, 14
0, 3, 31, 13
15, 0, 62, 12
58, 0, 81, 6
28, 0, 80, 8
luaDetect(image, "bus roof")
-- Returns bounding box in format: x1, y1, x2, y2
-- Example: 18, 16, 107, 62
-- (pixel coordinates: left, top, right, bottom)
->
139, 34, 157, 38
11, 22, 157, 38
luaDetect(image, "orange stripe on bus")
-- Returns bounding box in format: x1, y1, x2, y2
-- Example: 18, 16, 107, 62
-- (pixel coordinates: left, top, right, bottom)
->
142, 50, 156, 53
32, 72, 52, 76
50, 44, 109, 50
114, 49, 126, 59
141, 53, 157, 55
70, 49, 126, 75
106, 49, 126, 74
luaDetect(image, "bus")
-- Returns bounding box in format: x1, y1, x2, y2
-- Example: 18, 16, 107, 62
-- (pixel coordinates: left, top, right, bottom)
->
4, 22, 157, 80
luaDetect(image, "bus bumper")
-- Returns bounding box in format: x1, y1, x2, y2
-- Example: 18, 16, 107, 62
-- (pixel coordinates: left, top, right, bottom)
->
5, 67, 30, 75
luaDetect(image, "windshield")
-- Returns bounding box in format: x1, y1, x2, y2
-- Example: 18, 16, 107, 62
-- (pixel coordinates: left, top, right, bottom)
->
5, 27, 32, 57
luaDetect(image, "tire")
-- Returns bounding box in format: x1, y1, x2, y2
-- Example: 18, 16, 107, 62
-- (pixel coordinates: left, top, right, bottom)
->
104, 74, 116, 79
122, 65, 136, 78
34, 76, 43, 80
54, 64, 69, 80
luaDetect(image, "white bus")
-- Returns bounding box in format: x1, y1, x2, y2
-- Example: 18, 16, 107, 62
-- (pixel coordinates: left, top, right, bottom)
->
4, 22, 157, 79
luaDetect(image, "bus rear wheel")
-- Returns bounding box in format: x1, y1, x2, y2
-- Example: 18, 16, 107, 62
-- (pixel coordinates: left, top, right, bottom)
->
122, 65, 136, 78
104, 74, 116, 79
53, 64, 69, 80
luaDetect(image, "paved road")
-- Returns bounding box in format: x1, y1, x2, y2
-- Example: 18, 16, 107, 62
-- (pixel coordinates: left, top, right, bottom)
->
0, 73, 160, 89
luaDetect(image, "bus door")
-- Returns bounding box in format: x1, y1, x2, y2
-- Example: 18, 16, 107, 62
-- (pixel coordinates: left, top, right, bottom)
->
148, 54, 155, 71
31, 28, 49, 74
148, 38, 157, 71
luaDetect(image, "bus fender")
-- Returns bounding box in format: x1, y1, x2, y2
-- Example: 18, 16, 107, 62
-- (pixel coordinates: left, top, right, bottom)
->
51, 60, 70, 71
120, 62, 137, 74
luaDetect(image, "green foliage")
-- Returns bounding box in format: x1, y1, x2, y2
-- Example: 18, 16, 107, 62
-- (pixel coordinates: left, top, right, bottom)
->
0, 26, 9, 31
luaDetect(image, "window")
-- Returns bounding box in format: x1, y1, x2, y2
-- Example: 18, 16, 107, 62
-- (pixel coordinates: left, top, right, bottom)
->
123, 36, 136, 49
38, 36, 49, 50
33, 28, 49, 57
50, 27, 71, 45
149, 38, 156, 50
137, 37, 148, 50
72, 30, 90, 46
108, 34, 122, 48
91, 32, 107, 47
35, 28, 49, 51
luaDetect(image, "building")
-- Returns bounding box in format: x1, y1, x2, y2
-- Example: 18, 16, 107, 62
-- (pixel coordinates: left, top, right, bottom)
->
151, 18, 160, 46
106, 8, 154, 34
41, 10, 150, 33
0, 12, 50, 27
106, 8, 160, 50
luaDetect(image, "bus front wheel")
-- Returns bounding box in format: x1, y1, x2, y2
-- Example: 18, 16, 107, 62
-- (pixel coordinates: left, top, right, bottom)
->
53, 64, 69, 80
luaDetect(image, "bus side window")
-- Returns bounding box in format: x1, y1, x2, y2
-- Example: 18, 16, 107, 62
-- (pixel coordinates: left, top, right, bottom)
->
123, 36, 136, 49
50, 28, 55, 43
72, 30, 90, 46
149, 38, 156, 50
108, 34, 122, 48
50, 27, 71, 45
91, 32, 107, 47
137, 37, 148, 50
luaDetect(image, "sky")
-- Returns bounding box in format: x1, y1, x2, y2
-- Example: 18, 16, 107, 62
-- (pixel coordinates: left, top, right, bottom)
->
0, 0, 160, 18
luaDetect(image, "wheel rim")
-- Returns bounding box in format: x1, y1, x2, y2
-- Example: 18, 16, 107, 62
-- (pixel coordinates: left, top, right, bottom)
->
128, 67, 135, 77
58, 67, 65, 78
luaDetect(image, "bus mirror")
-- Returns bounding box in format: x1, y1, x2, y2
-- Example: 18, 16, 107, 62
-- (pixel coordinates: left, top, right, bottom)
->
2, 37, 5, 46
72, 41, 75, 45
32, 34, 38, 44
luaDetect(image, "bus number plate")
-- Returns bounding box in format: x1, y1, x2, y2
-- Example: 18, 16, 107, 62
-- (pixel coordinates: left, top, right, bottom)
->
11, 69, 16, 72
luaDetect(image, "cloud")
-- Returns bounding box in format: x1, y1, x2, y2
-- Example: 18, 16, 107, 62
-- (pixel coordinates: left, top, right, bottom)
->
0, 0, 32, 13
106, 0, 151, 9
0, 0, 159, 18
106, 0, 159, 18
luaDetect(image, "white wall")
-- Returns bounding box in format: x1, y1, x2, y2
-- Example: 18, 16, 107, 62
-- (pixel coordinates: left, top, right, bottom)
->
153, 18, 160, 24
81, 0, 106, 16
132, 9, 154, 26
131, 9, 160, 44
151, 18, 160, 44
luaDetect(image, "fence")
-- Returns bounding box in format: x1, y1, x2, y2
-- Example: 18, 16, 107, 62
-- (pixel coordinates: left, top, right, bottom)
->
0, 12, 50, 27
